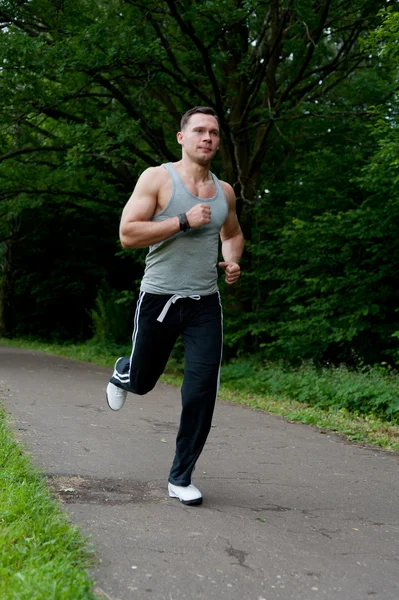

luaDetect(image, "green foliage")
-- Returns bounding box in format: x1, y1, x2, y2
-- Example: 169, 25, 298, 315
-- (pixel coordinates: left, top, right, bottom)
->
89, 286, 134, 345
222, 5, 399, 364
222, 360, 399, 423
0, 407, 96, 599
6, 207, 133, 341
1, 0, 399, 367
252, 200, 399, 364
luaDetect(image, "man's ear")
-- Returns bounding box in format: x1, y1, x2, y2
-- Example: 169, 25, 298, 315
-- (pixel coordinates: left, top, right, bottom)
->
177, 131, 183, 146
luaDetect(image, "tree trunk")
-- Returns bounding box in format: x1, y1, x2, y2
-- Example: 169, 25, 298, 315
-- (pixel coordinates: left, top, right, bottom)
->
0, 239, 15, 338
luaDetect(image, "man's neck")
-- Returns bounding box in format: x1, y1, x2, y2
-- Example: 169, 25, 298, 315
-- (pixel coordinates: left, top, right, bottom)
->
175, 157, 212, 183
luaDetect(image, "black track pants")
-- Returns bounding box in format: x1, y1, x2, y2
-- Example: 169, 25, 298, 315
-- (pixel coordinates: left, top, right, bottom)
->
110, 291, 223, 486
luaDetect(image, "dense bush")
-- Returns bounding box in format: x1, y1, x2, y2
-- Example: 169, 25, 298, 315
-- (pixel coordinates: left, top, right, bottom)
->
222, 360, 399, 422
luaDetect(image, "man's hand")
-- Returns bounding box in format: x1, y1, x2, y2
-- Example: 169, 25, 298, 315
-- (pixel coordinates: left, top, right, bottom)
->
218, 261, 241, 285
186, 203, 211, 228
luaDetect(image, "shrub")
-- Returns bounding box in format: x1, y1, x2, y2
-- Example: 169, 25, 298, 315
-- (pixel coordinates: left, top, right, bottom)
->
221, 360, 399, 422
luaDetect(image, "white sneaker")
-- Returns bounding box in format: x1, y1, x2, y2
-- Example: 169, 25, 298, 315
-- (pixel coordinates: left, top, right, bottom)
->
168, 482, 203, 505
106, 381, 127, 411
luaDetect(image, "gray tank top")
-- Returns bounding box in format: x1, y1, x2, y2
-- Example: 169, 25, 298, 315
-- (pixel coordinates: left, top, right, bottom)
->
140, 162, 229, 296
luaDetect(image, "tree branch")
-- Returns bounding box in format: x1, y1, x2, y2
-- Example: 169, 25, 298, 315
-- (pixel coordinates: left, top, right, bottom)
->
240, 109, 370, 133
164, 0, 225, 117
275, 0, 333, 111
0, 145, 71, 164
92, 74, 176, 162
22, 120, 60, 139
0, 188, 120, 208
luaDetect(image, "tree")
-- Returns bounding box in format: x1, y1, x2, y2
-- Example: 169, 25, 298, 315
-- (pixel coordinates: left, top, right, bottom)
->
0, 0, 390, 212
237, 7, 399, 365
0, 0, 395, 354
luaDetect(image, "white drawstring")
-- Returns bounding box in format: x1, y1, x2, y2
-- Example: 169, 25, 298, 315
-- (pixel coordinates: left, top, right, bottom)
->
157, 294, 201, 323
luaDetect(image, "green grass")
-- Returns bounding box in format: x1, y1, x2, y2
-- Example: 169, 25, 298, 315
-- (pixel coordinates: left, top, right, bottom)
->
0, 406, 96, 600
221, 359, 399, 422
1, 337, 398, 453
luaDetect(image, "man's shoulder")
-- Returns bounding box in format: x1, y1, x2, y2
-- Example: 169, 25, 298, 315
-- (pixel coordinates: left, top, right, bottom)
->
141, 164, 169, 179
218, 179, 235, 203
138, 165, 170, 189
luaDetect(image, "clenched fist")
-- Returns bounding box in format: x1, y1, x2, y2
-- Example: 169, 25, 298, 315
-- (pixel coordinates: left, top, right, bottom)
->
218, 261, 241, 285
186, 203, 211, 228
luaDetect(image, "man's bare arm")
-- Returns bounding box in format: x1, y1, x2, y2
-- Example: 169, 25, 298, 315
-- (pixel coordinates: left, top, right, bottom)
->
119, 168, 179, 248
120, 167, 212, 249
219, 182, 244, 284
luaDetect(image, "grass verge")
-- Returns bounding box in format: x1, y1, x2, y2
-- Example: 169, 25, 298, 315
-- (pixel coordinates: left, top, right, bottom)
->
0, 405, 96, 600
1, 337, 398, 452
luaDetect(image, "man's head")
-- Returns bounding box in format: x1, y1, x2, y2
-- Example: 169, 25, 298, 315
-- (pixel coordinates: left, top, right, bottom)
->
178, 106, 220, 165
180, 106, 220, 132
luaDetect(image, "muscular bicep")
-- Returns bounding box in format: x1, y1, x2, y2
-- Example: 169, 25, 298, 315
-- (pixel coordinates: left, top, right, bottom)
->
119, 166, 179, 249
120, 168, 159, 229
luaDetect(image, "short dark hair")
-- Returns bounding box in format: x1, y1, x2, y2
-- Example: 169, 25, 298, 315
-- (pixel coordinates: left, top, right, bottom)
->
180, 106, 219, 131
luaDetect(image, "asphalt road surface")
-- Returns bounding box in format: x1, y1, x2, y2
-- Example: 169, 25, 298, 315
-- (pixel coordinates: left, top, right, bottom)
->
0, 345, 398, 600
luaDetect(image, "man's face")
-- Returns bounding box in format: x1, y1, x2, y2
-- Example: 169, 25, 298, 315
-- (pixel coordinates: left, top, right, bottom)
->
177, 113, 220, 165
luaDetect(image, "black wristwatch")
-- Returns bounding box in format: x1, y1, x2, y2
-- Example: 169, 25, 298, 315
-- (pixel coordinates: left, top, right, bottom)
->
179, 213, 191, 232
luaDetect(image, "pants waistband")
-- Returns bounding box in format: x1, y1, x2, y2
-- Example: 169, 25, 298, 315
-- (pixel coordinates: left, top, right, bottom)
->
157, 294, 201, 323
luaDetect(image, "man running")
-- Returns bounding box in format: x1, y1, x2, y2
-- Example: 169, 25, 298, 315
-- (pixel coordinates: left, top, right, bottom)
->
106, 106, 244, 505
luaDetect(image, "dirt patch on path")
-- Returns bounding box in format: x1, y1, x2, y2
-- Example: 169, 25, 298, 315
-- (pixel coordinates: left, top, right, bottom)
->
48, 475, 163, 506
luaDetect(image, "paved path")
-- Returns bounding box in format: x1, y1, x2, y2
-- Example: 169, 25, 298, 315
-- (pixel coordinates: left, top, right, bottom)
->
0, 346, 398, 600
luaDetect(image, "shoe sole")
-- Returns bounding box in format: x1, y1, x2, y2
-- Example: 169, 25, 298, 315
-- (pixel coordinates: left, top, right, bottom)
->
181, 497, 203, 506
168, 492, 203, 506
